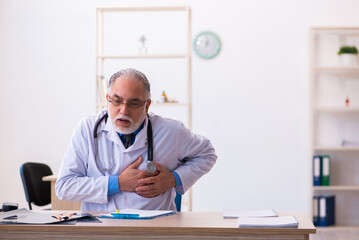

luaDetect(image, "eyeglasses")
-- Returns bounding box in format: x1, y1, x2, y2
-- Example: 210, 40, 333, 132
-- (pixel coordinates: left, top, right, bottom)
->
108, 95, 147, 109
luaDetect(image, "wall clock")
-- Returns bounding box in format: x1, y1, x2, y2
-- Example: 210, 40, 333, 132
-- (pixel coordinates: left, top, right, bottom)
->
193, 31, 221, 59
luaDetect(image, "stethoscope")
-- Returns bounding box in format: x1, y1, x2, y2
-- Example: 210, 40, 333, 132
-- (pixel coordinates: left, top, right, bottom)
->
93, 111, 156, 173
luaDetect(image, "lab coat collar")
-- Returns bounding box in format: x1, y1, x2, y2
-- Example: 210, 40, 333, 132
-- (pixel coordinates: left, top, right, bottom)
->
102, 115, 148, 151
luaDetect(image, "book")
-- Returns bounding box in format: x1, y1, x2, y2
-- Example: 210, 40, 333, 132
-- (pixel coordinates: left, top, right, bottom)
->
99, 208, 175, 219
321, 155, 330, 186
318, 195, 335, 226
237, 216, 298, 228
223, 209, 278, 219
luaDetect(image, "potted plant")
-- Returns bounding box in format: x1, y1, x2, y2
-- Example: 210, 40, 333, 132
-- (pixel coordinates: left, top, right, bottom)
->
338, 45, 358, 66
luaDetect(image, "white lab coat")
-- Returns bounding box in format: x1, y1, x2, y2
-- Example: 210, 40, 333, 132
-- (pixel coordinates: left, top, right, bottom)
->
55, 110, 217, 211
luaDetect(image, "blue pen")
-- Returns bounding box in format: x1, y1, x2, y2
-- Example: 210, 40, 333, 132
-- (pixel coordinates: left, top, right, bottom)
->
110, 213, 140, 219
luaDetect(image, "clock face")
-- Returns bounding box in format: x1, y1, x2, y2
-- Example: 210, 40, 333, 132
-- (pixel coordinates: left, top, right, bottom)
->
193, 31, 221, 59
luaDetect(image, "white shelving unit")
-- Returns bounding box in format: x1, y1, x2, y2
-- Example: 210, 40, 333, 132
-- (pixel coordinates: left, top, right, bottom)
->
95, 6, 193, 211
310, 27, 359, 228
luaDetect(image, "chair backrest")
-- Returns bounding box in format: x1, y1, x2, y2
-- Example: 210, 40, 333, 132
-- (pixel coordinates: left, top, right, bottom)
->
20, 162, 53, 210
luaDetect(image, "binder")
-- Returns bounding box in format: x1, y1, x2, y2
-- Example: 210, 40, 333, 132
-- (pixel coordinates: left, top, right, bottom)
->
321, 155, 330, 186
318, 195, 335, 226
313, 196, 319, 226
313, 155, 321, 186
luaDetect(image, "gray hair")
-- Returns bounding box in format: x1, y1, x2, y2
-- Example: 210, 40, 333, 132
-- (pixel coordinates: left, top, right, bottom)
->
108, 68, 151, 99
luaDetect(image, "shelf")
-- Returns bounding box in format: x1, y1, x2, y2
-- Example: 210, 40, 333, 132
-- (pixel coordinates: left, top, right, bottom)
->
313, 107, 359, 113
312, 67, 359, 77
97, 6, 189, 12
312, 27, 359, 36
312, 67, 359, 74
96, 54, 189, 60
152, 102, 188, 106
313, 185, 359, 191
316, 225, 359, 230
310, 27, 359, 228
97, 103, 189, 108
313, 146, 359, 151
96, 6, 193, 211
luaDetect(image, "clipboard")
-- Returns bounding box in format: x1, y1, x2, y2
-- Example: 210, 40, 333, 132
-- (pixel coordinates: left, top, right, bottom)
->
0, 208, 95, 224
98, 208, 175, 220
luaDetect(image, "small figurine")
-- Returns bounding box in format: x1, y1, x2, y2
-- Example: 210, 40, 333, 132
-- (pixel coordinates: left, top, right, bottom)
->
161, 91, 168, 102
138, 35, 147, 54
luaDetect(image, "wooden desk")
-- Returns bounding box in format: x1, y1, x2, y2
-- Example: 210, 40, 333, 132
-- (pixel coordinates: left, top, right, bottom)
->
0, 212, 315, 239
42, 175, 81, 210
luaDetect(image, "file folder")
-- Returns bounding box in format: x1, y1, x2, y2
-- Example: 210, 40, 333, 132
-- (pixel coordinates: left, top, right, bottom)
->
321, 155, 330, 186
313, 196, 319, 226
313, 155, 321, 186
318, 195, 335, 226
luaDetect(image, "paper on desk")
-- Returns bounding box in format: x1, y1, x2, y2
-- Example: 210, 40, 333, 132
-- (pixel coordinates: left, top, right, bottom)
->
0, 208, 57, 224
237, 216, 298, 228
223, 209, 278, 219
0, 208, 88, 224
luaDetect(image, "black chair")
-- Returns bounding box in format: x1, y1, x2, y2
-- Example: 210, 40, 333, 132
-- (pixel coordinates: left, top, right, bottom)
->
20, 162, 53, 210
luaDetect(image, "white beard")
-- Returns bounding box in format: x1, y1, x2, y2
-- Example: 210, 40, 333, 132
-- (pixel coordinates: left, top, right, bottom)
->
108, 107, 147, 134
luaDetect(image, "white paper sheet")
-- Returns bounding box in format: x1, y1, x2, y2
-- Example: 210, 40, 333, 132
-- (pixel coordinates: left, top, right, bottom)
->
237, 216, 298, 228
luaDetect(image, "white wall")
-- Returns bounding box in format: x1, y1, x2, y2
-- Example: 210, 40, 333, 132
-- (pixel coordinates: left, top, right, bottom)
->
1, 0, 359, 214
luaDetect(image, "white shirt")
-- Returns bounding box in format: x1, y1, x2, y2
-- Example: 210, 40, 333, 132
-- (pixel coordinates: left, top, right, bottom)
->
55, 111, 217, 211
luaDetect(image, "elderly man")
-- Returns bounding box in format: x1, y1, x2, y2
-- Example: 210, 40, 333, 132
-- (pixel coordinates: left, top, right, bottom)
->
55, 68, 217, 211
